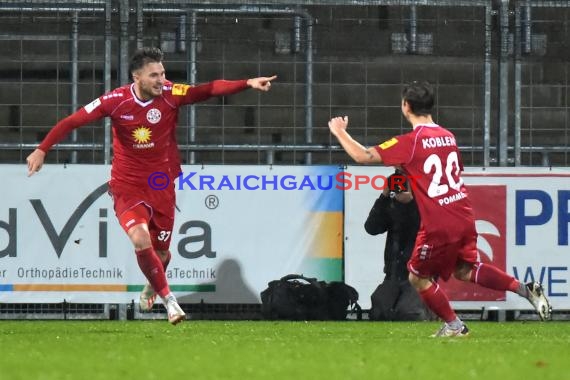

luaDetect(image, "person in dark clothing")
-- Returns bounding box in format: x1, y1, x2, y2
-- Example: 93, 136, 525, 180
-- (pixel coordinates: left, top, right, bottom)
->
366, 169, 430, 321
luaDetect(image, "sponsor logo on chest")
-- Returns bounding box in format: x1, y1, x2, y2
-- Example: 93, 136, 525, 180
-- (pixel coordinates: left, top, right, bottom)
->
131, 126, 155, 149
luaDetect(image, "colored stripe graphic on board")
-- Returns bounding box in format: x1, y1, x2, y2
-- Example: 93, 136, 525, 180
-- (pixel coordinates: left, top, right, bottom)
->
1, 284, 215, 292
127, 284, 215, 292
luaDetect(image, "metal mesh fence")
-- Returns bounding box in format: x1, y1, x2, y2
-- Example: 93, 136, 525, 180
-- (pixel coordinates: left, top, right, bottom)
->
0, 0, 568, 166
1, 1, 109, 164
514, 1, 570, 166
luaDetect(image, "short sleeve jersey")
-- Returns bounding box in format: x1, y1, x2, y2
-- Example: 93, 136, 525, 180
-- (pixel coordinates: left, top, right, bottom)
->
374, 124, 476, 243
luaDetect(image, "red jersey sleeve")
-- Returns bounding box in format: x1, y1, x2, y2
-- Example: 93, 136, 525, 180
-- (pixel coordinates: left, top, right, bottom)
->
38, 97, 109, 153
169, 79, 249, 106
374, 133, 414, 166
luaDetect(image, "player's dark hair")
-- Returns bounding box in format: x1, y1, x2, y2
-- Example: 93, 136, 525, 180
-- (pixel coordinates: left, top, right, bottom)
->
402, 81, 434, 116
129, 47, 164, 74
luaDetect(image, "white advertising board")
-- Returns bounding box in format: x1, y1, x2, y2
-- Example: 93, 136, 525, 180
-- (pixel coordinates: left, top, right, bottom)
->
344, 166, 570, 310
3, 163, 568, 311
0, 165, 343, 304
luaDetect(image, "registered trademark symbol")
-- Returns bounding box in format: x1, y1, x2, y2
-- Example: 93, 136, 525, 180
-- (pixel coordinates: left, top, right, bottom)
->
205, 194, 219, 209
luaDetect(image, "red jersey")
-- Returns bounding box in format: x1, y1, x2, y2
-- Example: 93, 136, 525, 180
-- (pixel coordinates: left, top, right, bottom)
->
375, 124, 476, 243
39, 79, 249, 185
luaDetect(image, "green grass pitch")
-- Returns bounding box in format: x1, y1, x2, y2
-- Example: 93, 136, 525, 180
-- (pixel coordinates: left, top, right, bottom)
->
0, 320, 569, 380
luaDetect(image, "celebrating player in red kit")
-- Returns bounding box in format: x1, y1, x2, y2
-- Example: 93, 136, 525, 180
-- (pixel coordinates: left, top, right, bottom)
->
26, 47, 276, 325
328, 81, 551, 336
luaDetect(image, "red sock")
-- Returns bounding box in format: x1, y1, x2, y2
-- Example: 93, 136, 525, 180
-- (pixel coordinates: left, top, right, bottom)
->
419, 282, 457, 323
470, 262, 519, 292
135, 247, 170, 297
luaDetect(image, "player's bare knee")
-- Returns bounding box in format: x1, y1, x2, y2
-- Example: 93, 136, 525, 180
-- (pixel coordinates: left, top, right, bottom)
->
127, 225, 152, 250
453, 262, 473, 282
132, 236, 153, 250
408, 272, 418, 287
408, 273, 431, 291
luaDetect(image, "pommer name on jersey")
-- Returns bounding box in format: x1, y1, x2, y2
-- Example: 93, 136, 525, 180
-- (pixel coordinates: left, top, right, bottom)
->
438, 191, 467, 206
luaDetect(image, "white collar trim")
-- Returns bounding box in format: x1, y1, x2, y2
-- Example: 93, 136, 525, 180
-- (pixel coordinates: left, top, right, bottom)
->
130, 84, 154, 107
413, 123, 439, 129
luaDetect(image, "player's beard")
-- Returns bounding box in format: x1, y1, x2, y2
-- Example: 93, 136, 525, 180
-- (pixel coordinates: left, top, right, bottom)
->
138, 82, 162, 100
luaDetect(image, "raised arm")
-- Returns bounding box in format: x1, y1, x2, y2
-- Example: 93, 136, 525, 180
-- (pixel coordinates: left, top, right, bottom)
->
328, 116, 382, 164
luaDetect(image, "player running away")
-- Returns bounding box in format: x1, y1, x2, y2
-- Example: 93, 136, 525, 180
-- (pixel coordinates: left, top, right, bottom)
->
328, 80, 552, 337
26, 47, 276, 325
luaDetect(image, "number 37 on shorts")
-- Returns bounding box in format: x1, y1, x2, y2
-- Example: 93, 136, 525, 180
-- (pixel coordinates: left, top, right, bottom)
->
157, 231, 172, 241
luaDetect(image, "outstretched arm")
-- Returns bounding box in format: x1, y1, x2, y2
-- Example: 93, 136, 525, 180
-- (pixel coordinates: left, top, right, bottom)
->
328, 116, 382, 164
177, 75, 277, 105
246, 75, 277, 91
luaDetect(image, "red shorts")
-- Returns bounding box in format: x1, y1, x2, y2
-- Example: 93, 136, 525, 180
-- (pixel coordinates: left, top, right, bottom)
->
407, 228, 478, 281
108, 180, 175, 251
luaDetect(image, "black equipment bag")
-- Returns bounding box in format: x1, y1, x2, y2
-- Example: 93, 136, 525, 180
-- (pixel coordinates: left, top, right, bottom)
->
369, 278, 432, 321
326, 280, 360, 320
260, 274, 359, 320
